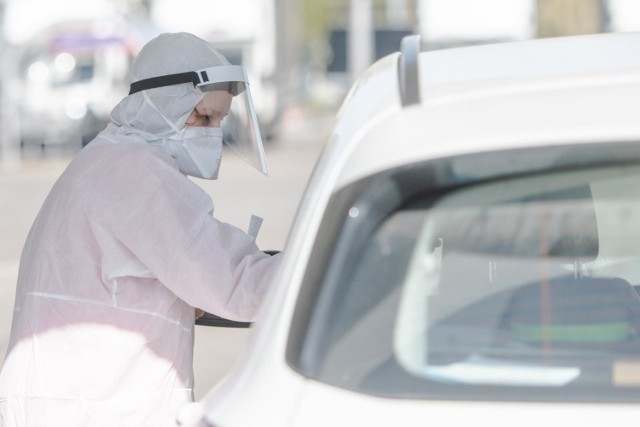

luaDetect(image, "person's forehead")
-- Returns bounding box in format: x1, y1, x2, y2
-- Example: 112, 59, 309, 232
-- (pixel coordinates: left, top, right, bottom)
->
199, 90, 233, 110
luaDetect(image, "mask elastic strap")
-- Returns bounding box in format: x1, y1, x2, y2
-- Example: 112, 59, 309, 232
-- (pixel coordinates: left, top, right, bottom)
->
142, 91, 188, 136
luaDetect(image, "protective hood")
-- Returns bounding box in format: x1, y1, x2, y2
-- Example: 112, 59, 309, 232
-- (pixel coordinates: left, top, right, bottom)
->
110, 32, 267, 175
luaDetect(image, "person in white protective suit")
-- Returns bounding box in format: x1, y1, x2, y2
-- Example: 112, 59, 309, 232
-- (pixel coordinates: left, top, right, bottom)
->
0, 32, 281, 426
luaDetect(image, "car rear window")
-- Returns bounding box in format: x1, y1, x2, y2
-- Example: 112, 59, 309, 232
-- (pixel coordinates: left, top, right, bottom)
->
300, 162, 640, 403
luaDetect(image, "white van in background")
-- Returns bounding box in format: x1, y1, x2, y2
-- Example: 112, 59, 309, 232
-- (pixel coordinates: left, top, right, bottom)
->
16, 23, 134, 151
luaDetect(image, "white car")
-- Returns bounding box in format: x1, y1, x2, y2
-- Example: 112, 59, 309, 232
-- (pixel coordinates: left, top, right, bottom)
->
180, 32, 640, 426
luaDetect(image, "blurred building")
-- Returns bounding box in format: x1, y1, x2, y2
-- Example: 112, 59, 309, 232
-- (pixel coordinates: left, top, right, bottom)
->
3, 0, 640, 169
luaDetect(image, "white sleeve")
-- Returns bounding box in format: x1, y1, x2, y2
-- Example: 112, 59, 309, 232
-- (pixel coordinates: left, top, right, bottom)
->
96, 148, 282, 322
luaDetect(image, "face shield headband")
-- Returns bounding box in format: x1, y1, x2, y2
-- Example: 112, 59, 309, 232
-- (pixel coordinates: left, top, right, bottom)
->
129, 65, 268, 175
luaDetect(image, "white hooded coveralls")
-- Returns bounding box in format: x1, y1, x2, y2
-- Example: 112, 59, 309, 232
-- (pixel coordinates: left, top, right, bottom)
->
0, 33, 281, 426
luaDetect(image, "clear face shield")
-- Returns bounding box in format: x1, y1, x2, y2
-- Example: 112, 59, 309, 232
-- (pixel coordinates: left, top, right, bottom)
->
129, 65, 268, 175
198, 68, 267, 175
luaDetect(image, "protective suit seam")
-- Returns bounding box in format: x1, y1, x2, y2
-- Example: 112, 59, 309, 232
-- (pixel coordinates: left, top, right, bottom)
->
97, 134, 119, 144
25, 292, 190, 332
1, 389, 193, 400
112, 279, 118, 306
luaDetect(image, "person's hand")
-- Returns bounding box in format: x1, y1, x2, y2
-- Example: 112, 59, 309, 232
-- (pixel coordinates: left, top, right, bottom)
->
195, 308, 205, 319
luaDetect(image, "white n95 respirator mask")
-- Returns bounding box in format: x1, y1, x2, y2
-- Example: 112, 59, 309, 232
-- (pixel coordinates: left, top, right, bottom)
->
171, 127, 223, 179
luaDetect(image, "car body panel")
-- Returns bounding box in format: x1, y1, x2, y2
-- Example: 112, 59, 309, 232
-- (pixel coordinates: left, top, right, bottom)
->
181, 32, 640, 427
338, 75, 640, 187
333, 33, 640, 188
291, 381, 640, 427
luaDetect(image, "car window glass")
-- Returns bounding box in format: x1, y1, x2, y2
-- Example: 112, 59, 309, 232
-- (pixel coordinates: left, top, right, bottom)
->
314, 164, 640, 402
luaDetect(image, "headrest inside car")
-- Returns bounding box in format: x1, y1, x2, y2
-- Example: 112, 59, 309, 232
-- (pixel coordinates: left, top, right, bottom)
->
438, 184, 599, 260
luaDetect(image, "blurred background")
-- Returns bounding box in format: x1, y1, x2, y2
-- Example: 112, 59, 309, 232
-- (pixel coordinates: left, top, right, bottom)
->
1, 0, 640, 167
1, 0, 640, 399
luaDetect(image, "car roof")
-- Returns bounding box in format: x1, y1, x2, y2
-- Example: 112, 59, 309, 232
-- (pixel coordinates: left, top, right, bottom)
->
327, 31, 640, 189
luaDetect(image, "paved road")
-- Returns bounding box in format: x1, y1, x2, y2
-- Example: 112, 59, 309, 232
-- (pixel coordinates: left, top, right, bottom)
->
0, 106, 333, 399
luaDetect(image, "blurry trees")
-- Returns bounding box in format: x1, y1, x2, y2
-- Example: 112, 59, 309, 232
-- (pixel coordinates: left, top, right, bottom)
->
537, 0, 607, 37
301, 0, 344, 72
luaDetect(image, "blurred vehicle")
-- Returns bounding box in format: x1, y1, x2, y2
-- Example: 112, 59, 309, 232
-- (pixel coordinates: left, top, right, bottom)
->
181, 31, 640, 426
17, 23, 134, 151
